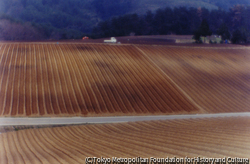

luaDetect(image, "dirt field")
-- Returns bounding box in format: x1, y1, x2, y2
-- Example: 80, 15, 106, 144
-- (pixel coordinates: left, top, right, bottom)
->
0, 39, 249, 163
0, 116, 249, 164
0, 43, 201, 117
0, 41, 249, 117
140, 45, 250, 113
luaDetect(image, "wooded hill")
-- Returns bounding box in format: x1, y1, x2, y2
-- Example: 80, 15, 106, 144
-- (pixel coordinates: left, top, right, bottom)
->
0, 0, 249, 40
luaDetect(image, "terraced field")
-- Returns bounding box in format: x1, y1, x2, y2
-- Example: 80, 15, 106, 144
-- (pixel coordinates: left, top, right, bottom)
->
140, 45, 250, 113
0, 116, 249, 163
0, 43, 200, 117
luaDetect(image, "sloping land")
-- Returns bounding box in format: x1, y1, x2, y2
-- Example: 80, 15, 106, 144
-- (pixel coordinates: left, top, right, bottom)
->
140, 45, 250, 113
0, 116, 249, 164
0, 42, 249, 116
0, 43, 200, 117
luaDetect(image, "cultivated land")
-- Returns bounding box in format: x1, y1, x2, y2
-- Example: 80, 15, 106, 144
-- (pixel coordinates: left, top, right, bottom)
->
0, 116, 249, 164
141, 45, 250, 113
0, 42, 249, 117
0, 43, 200, 117
0, 39, 249, 163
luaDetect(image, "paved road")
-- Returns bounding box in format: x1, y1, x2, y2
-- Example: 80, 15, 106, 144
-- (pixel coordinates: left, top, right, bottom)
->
0, 112, 250, 126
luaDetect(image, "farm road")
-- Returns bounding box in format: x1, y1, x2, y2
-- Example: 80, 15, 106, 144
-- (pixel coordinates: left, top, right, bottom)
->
0, 112, 250, 126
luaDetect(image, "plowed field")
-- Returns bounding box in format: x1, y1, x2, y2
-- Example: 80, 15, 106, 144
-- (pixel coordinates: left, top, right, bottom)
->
139, 45, 250, 113
0, 42, 249, 117
0, 43, 200, 117
0, 116, 249, 164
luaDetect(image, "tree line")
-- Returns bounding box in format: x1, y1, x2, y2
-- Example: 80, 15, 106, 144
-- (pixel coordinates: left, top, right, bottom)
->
92, 5, 250, 44
0, 0, 249, 42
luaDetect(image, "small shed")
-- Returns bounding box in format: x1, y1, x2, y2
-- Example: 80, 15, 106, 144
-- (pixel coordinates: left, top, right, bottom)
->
104, 37, 117, 43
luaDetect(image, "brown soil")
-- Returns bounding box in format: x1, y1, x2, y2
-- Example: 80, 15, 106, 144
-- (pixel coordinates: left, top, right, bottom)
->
0, 43, 200, 117
0, 116, 249, 164
0, 37, 249, 117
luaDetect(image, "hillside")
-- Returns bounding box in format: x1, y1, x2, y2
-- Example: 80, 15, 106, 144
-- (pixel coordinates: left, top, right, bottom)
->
0, 43, 200, 117
0, 116, 249, 163
0, 17, 45, 41
0, 0, 249, 39
134, 0, 250, 12
131, 0, 218, 14
0, 41, 249, 117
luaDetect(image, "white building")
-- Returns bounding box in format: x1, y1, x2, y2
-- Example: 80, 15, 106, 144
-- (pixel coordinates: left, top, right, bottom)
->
104, 37, 117, 43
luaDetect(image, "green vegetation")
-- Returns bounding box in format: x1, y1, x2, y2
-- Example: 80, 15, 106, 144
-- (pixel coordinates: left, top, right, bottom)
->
0, 0, 95, 39
217, 23, 231, 41
0, 0, 249, 40
93, 6, 250, 44
0, 14, 45, 40
132, 0, 218, 14
193, 19, 212, 43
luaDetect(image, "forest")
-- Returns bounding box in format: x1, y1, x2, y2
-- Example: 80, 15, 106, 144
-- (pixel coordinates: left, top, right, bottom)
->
92, 6, 250, 43
0, 0, 249, 42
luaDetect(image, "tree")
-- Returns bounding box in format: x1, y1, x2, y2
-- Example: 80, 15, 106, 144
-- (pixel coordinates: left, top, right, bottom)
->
217, 23, 231, 41
193, 19, 212, 43
193, 29, 202, 43
92, 0, 133, 20
200, 19, 212, 40
230, 5, 245, 28
173, 7, 190, 34
231, 28, 247, 44
144, 10, 154, 35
